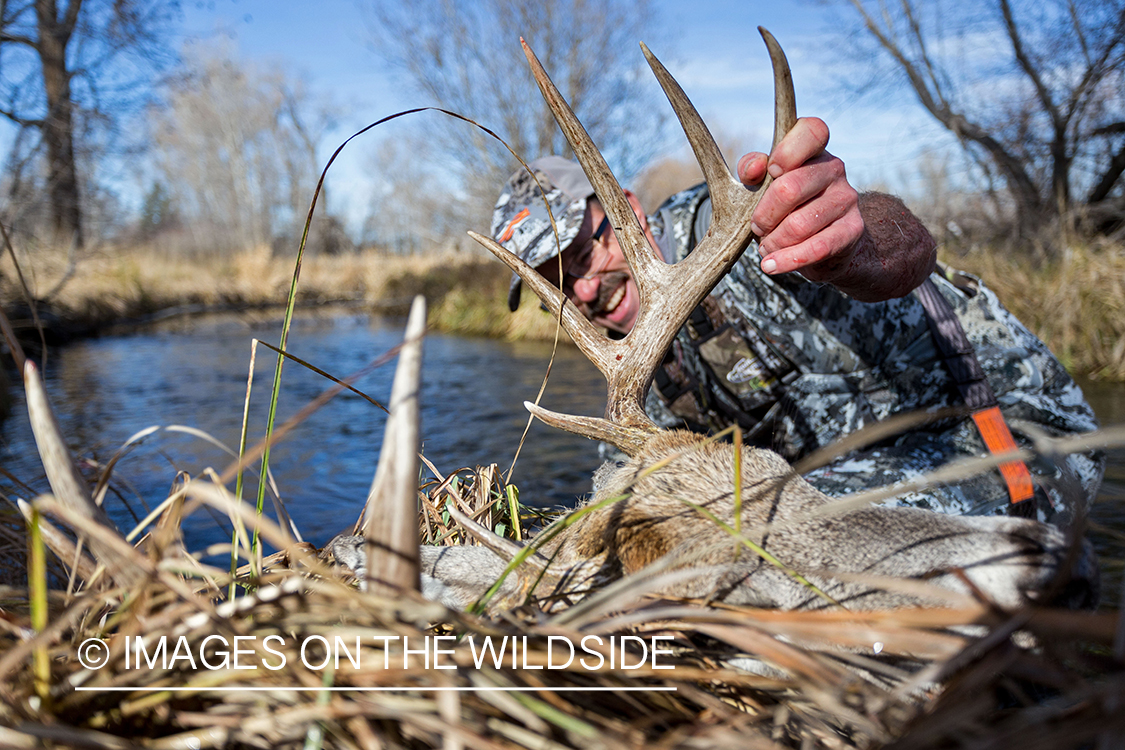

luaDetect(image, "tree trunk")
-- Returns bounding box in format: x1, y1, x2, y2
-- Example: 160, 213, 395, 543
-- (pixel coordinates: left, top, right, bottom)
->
35, 0, 83, 249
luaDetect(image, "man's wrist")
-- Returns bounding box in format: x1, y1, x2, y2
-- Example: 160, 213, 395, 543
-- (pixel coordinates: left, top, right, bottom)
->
836, 192, 936, 301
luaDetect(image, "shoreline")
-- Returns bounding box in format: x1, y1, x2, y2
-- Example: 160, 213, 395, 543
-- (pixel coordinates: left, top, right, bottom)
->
0, 247, 573, 352
2, 243, 1122, 380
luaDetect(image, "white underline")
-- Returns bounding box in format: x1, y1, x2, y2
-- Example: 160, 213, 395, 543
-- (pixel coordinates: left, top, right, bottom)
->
74, 686, 678, 692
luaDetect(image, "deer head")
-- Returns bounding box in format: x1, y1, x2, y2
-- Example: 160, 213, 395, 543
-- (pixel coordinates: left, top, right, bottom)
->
470, 30, 796, 455
348, 29, 1098, 616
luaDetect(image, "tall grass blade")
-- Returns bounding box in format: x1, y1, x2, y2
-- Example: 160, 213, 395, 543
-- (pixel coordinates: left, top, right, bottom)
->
28, 506, 49, 702
235, 338, 259, 590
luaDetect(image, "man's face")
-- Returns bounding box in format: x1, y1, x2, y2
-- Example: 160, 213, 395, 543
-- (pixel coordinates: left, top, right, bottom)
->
534, 197, 645, 335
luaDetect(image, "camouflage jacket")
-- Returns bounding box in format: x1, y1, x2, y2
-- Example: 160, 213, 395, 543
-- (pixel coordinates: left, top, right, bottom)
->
642, 183, 1102, 522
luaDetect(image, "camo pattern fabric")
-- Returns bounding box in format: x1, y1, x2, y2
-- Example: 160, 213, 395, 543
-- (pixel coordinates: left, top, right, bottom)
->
642, 183, 1103, 526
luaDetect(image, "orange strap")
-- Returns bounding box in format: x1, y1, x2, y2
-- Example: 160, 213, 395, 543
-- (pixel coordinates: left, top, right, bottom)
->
971, 405, 1034, 503
917, 279, 1034, 507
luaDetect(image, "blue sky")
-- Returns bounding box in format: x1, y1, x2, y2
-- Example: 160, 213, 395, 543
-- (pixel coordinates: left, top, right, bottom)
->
171, 1, 960, 228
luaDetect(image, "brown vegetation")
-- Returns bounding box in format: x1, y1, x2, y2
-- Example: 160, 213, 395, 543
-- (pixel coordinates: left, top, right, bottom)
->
0, 418, 1122, 748
943, 240, 1125, 381
0, 243, 567, 343
0, 243, 1121, 748
4, 235, 1123, 379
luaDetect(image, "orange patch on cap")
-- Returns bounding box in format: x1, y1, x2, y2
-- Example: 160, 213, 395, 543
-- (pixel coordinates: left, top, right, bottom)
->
499, 208, 530, 243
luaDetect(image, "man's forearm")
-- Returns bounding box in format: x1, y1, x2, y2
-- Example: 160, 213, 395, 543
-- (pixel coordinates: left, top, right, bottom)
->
829, 192, 937, 302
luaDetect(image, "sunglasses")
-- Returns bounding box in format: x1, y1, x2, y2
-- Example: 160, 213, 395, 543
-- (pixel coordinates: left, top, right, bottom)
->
564, 215, 613, 281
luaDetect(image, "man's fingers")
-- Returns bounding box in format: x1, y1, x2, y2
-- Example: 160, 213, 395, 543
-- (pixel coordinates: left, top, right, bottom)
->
741, 116, 864, 282
767, 117, 830, 175
737, 152, 768, 186
751, 153, 844, 236
759, 219, 861, 278
758, 194, 850, 256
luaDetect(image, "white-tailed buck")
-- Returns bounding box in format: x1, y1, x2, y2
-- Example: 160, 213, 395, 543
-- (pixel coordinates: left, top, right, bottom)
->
340, 29, 1098, 615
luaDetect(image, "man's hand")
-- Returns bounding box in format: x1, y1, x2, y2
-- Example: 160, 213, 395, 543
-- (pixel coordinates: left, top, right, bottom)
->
737, 117, 863, 281
736, 117, 936, 302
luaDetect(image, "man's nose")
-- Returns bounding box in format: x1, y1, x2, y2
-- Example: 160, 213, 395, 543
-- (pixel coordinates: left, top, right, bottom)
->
569, 275, 600, 304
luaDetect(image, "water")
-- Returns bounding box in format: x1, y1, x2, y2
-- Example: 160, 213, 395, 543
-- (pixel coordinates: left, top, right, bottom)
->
2, 312, 1123, 582
1078, 378, 1125, 605
0, 313, 608, 549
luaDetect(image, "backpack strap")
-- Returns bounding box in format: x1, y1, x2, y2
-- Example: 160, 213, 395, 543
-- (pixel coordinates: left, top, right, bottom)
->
916, 278, 1034, 509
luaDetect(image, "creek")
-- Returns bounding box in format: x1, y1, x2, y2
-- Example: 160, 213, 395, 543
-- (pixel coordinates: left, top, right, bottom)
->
1, 311, 1123, 584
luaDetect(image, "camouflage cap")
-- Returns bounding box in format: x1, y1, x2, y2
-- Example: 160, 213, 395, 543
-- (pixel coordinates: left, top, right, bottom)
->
491, 156, 594, 312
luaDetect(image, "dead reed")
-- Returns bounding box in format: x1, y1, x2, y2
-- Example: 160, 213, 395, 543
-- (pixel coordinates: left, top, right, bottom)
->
0, 235, 1123, 749
942, 241, 1125, 381
1, 475, 1123, 749
1, 392, 1123, 748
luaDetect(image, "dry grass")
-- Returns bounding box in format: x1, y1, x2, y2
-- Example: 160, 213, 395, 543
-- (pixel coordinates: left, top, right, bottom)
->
1, 278, 1123, 746
5, 237, 1125, 378
1, 458, 1123, 749
0, 242, 568, 342
942, 240, 1125, 381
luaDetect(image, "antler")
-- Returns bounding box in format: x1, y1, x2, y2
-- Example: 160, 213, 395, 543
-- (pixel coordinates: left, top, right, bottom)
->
470, 28, 797, 456
361, 295, 425, 595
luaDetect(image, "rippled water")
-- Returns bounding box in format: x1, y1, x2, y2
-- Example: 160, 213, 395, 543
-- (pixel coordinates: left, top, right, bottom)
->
1077, 377, 1125, 603
1, 312, 1123, 580
0, 313, 607, 549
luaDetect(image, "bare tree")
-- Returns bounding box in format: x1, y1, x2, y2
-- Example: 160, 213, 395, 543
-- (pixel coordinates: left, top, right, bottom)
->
363, 135, 479, 253
148, 42, 342, 255
832, 0, 1125, 241
362, 0, 669, 236
0, 0, 177, 247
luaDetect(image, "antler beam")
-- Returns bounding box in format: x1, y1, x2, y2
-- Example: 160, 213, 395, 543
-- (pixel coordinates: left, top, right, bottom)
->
472, 28, 796, 456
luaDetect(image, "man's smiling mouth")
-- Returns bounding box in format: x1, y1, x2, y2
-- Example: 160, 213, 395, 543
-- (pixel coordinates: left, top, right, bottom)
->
591, 271, 630, 317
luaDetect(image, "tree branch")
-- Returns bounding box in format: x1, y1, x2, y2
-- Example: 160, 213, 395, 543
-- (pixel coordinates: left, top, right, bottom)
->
1063, 7, 1125, 128
0, 104, 42, 126
1087, 141, 1125, 205
999, 0, 1059, 126
0, 31, 36, 47
1093, 121, 1125, 136
848, 0, 1042, 213
60, 0, 81, 38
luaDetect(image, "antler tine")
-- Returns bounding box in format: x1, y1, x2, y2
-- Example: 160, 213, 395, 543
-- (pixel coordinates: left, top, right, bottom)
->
468, 229, 657, 453
643, 28, 796, 231
759, 27, 797, 153
482, 33, 797, 457
518, 37, 672, 449
524, 401, 653, 455
590, 31, 796, 444
644, 27, 797, 312
520, 39, 659, 284
640, 41, 737, 202
467, 229, 615, 373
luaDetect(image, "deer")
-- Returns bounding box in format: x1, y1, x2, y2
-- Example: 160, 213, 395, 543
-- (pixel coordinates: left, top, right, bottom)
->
332, 28, 1099, 616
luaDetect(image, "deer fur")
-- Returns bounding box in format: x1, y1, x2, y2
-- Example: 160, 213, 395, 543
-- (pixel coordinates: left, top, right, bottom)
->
332, 428, 1097, 613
